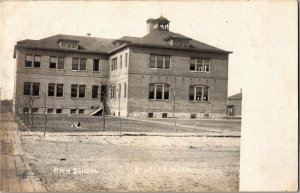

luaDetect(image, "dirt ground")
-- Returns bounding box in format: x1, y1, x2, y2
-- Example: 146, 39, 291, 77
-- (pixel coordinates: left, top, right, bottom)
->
22, 133, 240, 192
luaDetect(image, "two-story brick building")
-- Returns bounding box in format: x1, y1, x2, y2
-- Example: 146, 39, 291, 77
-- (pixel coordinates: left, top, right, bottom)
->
13, 16, 231, 119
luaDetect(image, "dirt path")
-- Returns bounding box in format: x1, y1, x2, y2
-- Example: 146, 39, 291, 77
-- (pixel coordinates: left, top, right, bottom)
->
22, 133, 240, 192
0, 112, 46, 192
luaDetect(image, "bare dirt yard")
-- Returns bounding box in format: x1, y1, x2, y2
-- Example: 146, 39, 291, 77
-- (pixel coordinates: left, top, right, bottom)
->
7, 107, 241, 192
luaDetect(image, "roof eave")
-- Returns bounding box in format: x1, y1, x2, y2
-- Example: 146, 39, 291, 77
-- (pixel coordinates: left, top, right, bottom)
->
15, 45, 109, 55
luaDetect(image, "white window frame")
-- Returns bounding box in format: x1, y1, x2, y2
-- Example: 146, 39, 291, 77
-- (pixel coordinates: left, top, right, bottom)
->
190, 86, 209, 102
190, 58, 210, 72
149, 84, 170, 100
149, 55, 171, 70
72, 58, 87, 71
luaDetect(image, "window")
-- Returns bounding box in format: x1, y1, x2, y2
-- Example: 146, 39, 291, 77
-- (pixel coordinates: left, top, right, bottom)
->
32, 83, 40, 96
50, 56, 57, 69
149, 55, 171, 69
149, 84, 170, 100
32, 108, 39, 113
72, 58, 86, 70
56, 84, 64, 97
56, 109, 62, 114
71, 109, 76, 114
79, 58, 86, 70
79, 109, 84, 114
25, 55, 33, 68
71, 85, 78, 98
191, 113, 196, 119
124, 82, 127, 98
125, 53, 128, 67
23, 82, 31, 95
93, 59, 100, 71
148, 113, 153, 118
111, 85, 116, 98
23, 108, 29, 113
78, 85, 86, 98
47, 108, 54, 114
58, 57, 65, 69
111, 58, 118, 71
72, 58, 79, 70
189, 86, 209, 101
190, 58, 210, 72
120, 55, 122, 69
162, 113, 168, 118
34, 56, 41, 68
92, 86, 99, 98
118, 84, 121, 98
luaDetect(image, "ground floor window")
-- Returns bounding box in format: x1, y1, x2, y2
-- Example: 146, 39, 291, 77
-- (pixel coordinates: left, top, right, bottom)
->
32, 108, 39, 113
23, 107, 29, 113
79, 109, 84, 114
71, 109, 76, 114
56, 109, 62, 114
189, 86, 209, 101
47, 108, 54, 114
149, 84, 169, 100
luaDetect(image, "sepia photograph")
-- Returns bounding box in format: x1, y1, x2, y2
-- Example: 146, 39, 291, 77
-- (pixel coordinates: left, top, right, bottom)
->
0, 0, 298, 192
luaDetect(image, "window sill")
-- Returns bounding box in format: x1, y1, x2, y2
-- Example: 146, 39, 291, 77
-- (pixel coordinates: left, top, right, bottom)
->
190, 71, 210, 73
149, 99, 170, 101
149, 68, 171, 70
189, 100, 210, 103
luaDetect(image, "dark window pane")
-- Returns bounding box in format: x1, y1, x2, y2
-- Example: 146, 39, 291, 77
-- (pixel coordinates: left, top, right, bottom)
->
204, 59, 209, 72
157, 56, 163, 68
125, 53, 128, 67
93, 59, 99, 71
71, 109, 76, 114
189, 86, 194, 100
71, 85, 78, 97
196, 87, 202, 101
34, 56, 41, 68
197, 59, 203, 71
118, 84, 121, 98
203, 87, 209, 101
124, 82, 127, 98
56, 84, 64, 97
50, 56, 57, 68
32, 83, 40, 96
79, 85, 86, 98
56, 109, 62, 114
80, 58, 86, 70
149, 84, 154, 99
25, 55, 33, 67
47, 108, 54, 114
190, 58, 195, 71
101, 85, 107, 102
165, 56, 170, 69
150, 55, 156, 68
72, 58, 79, 70
23, 108, 29, 113
164, 85, 169, 99
58, 57, 64, 69
48, 83, 55, 96
79, 109, 84, 114
156, 85, 163, 99
120, 55, 122, 69
92, 86, 98, 98
24, 82, 31, 95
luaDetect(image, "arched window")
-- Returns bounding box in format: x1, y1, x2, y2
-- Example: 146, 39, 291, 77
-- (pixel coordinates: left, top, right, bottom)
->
149, 84, 170, 100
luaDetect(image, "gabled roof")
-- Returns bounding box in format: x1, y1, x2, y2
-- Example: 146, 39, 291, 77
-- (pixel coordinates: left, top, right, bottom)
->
228, 92, 242, 100
16, 34, 115, 54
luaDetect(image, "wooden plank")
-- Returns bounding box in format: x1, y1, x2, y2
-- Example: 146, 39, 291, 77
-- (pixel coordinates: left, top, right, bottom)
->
14, 155, 35, 192
6, 155, 22, 192
1, 154, 8, 192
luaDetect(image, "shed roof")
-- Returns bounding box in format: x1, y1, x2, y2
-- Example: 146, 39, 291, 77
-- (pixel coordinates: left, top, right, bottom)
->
228, 92, 242, 100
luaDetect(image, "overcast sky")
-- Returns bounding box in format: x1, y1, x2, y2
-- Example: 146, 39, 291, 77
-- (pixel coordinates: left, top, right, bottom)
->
0, 1, 297, 100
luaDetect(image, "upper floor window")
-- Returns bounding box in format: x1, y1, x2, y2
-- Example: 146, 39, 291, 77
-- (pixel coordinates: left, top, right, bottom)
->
124, 82, 127, 98
92, 85, 99, 98
120, 55, 122, 69
111, 85, 116, 98
50, 56, 65, 69
93, 59, 100, 71
125, 53, 128, 67
111, 58, 118, 71
150, 55, 170, 69
72, 58, 86, 71
173, 39, 189, 47
25, 55, 40, 68
48, 83, 55, 96
189, 86, 209, 102
149, 84, 169, 100
56, 84, 64, 97
71, 84, 85, 98
23, 82, 40, 96
59, 40, 79, 49
190, 58, 210, 72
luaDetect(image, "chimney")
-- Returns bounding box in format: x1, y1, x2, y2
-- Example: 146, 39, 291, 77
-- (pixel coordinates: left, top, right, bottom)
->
87, 33, 91, 36
147, 18, 155, 34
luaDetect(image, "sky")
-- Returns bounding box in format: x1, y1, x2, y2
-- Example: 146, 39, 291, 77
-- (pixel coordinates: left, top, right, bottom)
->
0, 0, 296, 100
